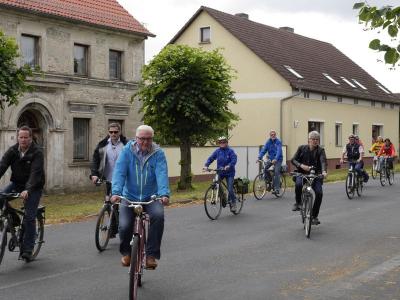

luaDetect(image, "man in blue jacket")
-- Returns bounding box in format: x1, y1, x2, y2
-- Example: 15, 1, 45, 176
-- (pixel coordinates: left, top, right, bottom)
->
203, 136, 238, 212
111, 125, 170, 269
257, 130, 283, 195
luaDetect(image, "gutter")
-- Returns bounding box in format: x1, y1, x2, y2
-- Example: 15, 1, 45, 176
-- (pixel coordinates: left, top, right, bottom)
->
279, 88, 302, 143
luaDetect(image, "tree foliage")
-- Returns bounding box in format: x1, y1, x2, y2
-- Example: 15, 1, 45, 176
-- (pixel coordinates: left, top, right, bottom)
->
134, 44, 239, 189
354, 2, 400, 65
0, 30, 33, 109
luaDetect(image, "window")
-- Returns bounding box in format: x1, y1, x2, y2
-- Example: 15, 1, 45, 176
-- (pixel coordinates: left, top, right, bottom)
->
308, 121, 324, 145
335, 123, 342, 147
21, 34, 39, 68
352, 123, 359, 136
390, 103, 394, 109
109, 50, 122, 80
371, 100, 376, 107
73, 118, 89, 160
381, 102, 385, 108
372, 125, 383, 143
200, 27, 210, 43
322, 94, 327, 100
323, 73, 340, 85
377, 84, 391, 94
74, 44, 88, 75
352, 79, 367, 90
284, 65, 304, 79
354, 99, 358, 104
338, 97, 342, 103
341, 76, 356, 88
303, 91, 310, 98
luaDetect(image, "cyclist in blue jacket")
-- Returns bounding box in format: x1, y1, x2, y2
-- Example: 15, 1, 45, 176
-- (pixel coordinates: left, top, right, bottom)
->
203, 137, 238, 212
257, 130, 283, 195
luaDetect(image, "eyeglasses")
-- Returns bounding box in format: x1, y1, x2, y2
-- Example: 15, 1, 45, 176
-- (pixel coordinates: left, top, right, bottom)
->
310, 138, 319, 141
109, 131, 119, 134
136, 136, 153, 142
218, 141, 228, 144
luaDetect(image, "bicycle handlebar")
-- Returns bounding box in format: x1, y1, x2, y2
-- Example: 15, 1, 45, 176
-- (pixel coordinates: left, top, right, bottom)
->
203, 167, 224, 172
0, 192, 21, 199
119, 195, 160, 207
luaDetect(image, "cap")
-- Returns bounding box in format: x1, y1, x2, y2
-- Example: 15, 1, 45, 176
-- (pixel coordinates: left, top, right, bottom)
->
217, 136, 228, 142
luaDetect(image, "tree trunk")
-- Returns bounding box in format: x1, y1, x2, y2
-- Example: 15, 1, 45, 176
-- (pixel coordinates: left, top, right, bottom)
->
178, 138, 192, 190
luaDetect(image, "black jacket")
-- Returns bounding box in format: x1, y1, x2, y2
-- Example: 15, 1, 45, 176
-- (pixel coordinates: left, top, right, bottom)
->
90, 135, 128, 178
291, 145, 327, 174
0, 143, 45, 192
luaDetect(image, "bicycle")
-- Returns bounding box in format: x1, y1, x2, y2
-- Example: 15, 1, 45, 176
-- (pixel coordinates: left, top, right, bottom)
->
253, 159, 286, 200
119, 195, 159, 300
94, 179, 119, 251
290, 168, 323, 238
0, 192, 45, 266
379, 157, 395, 186
343, 160, 364, 199
203, 168, 244, 220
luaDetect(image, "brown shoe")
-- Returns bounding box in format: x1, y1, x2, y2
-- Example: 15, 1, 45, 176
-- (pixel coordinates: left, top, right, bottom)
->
145, 256, 158, 269
121, 255, 131, 267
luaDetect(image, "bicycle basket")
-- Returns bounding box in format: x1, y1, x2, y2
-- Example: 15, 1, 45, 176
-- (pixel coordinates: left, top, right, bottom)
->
234, 177, 250, 194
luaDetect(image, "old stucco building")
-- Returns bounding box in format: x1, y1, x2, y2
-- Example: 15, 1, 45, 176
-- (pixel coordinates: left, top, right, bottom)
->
0, 0, 153, 192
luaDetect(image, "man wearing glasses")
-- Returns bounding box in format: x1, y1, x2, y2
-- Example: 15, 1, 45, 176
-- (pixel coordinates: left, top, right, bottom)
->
203, 136, 238, 212
111, 125, 170, 269
291, 131, 327, 225
90, 123, 128, 236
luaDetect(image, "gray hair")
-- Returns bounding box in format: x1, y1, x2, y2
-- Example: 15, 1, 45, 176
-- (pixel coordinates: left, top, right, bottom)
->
136, 125, 154, 137
308, 131, 320, 139
269, 129, 277, 135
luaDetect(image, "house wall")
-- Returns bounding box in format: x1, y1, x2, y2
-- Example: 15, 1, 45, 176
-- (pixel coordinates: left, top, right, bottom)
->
0, 9, 145, 192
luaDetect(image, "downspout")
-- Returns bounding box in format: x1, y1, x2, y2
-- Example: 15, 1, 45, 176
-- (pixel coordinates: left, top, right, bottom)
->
279, 88, 302, 142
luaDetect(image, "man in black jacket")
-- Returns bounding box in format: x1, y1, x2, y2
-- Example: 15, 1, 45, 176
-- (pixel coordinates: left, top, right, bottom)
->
291, 131, 327, 225
90, 123, 128, 237
0, 126, 45, 261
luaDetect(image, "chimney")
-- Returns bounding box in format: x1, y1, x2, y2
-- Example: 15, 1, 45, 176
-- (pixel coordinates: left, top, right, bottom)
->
235, 13, 249, 20
279, 26, 294, 33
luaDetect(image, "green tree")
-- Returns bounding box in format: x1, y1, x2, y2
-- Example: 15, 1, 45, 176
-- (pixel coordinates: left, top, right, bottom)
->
135, 44, 239, 190
0, 30, 32, 109
354, 2, 400, 65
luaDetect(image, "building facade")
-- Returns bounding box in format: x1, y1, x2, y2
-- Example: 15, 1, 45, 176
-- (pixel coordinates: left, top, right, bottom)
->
170, 7, 400, 171
0, 0, 153, 192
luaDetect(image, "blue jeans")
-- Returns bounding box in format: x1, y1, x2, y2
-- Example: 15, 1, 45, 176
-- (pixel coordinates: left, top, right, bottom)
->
2, 182, 42, 252
350, 161, 369, 181
295, 176, 323, 218
119, 198, 164, 259
221, 175, 236, 204
264, 161, 282, 191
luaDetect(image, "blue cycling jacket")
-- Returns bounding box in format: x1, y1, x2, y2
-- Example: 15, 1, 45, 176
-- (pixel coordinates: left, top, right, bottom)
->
205, 147, 237, 177
112, 140, 170, 201
258, 138, 283, 162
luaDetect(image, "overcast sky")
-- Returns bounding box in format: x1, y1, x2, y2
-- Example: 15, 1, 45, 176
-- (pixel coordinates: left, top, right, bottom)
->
118, 0, 400, 93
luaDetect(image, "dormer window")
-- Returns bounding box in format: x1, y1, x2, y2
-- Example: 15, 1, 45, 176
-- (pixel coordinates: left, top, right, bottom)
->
352, 79, 367, 90
323, 73, 340, 85
200, 27, 211, 43
377, 84, 391, 94
340, 76, 356, 88
284, 65, 303, 79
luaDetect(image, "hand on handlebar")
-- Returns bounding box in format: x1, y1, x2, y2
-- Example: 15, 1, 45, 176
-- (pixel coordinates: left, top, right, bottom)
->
300, 164, 311, 172
160, 196, 169, 206
340, 159, 344, 164
224, 165, 230, 171
322, 171, 328, 179
91, 176, 99, 184
202, 167, 210, 172
110, 195, 120, 203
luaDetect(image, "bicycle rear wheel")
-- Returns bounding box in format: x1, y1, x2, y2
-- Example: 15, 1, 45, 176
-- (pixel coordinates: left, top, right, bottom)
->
95, 205, 112, 251
388, 169, 394, 185
0, 219, 8, 266
304, 193, 313, 238
129, 235, 140, 300
356, 177, 363, 197
231, 186, 244, 215
380, 167, 387, 186
204, 186, 222, 220
274, 176, 286, 198
345, 173, 355, 199
253, 174, 267, 200
371, 161, 376, 179
32, 215, 44, 259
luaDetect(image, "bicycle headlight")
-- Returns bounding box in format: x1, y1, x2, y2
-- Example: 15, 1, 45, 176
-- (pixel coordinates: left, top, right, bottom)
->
306, 187, 312, 192
134, 205, 143, 215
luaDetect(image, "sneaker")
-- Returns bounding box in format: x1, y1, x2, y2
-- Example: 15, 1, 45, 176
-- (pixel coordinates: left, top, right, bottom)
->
292, 203, 300, 211
311, 217, 320, 225
230, 202, 237, 213
272, 190, 280, 196
21, 251, 33, 262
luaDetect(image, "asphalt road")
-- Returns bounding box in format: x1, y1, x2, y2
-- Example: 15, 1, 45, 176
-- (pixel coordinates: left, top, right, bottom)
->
1, 178, 400, 300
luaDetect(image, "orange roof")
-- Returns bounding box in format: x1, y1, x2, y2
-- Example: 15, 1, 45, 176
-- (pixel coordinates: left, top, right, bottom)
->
0, 0, 154, 37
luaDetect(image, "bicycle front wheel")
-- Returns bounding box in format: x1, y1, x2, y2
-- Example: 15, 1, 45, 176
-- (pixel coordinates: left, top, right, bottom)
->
380, 167, 387, 186
274, 176, 286, 198
204, 186, 222, 220
95, 205, 112, 251
32, 215, 44, 259
345, 173, 355, 199
129, 235, 140, 300
0, 219, 8, 266
253, 174, 267, 200
388, 169, 394, 185
304, 193, 313, 238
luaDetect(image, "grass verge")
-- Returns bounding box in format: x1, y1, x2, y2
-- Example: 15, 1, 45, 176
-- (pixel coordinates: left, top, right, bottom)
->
19, 163, 399, 224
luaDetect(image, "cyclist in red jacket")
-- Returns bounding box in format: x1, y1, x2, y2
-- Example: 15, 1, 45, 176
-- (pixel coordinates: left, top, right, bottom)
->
377, 138, 396, 171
